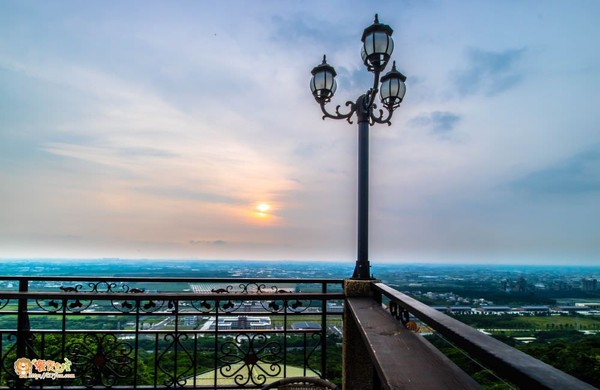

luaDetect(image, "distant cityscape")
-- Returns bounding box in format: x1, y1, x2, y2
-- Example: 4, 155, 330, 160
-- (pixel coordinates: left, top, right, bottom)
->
1, 259, 599, 319
1, 259, 599, 387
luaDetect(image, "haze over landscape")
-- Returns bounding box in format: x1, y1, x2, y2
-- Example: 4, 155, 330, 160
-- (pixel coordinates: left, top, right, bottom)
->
1, 1, 599, 265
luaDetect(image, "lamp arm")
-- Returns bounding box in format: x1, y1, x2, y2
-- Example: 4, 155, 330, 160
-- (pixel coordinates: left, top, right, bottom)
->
365, 70, 381, 110
370, 104, 394, 126
319, 100, 357, 124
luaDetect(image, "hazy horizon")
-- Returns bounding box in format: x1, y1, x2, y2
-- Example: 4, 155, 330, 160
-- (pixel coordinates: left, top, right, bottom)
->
1, 257, 599, 268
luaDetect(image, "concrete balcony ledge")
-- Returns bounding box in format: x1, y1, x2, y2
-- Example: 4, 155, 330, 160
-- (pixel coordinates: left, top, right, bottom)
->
346, 297, 481, 390
370, 282, 597, 390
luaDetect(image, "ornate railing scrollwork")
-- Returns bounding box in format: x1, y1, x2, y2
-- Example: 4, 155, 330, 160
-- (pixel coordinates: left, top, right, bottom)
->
389, 300, 410, 326
0, 276, 343, 389
35, 297, 92, 313
1, 334, 19, 388
219, 299, 238, 312
238, 282, 266, 293
157, 333, 193, 387
219, 333, 283, 387
305, 333, 323, 376
0, 299, 10, 311
67, 333, 133, 388
388, 300, 420, 332
36, 281, 148, 313
190, 299, 215, 314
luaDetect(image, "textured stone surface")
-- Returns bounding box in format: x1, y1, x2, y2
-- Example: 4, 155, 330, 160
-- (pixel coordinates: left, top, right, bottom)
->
344, 279, 378, 297
342, 279, 379, 389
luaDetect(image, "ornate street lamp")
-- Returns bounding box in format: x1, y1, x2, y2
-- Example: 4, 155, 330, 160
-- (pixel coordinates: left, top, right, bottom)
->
310, 14, 407, 279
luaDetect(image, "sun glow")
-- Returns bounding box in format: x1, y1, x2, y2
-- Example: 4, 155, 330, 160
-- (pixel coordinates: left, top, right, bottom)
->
256, 203, 271, 213
250, 202, 275, 221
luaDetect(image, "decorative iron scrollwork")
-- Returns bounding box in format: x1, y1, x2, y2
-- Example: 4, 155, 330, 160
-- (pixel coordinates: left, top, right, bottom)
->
219, 333, 282, 387
389, 301, 410, 326
0, 298, 10, 311
67, 334, 133, 388
59, 285, 83, 293
157, 333, 193, 387
288, 298, 309, 313
1, 334, 19, 388
238, 282, 266, 293
319, 100, 357, 124
190, 299, 215, 313
139, 299, 169, 313
304, 333, 323, 376
35, 297, 92, 313
369, 103, 394, 126
36, 282, 147, 313
220, 300, 237, 312
211, 287, 231, 294
265, 300, 283, 313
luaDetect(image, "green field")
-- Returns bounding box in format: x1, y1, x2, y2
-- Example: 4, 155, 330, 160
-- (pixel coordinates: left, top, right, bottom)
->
452, 313, 600, 332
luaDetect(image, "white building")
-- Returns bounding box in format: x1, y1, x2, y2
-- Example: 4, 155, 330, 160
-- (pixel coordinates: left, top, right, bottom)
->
208, 315, 272, 331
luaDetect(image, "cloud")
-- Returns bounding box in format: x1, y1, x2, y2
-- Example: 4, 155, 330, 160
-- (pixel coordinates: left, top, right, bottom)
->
271, 15, 342, 47
409, 111, 461, 134
511, 148, 600, 196
116, 147, 179, 159
137, 187, 239, 204
190, 239, 227, 246
455, 47, 526, 96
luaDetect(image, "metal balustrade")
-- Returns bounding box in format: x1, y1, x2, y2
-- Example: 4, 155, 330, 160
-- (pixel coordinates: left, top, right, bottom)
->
0, 277, 344, 389
0, 276, 595, 389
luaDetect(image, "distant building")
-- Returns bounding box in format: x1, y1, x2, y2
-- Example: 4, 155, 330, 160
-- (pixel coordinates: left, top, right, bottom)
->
448, 306, 473, 314
291, 321, 321, 330
209, 315, 271, 331
500, 277, 529, 293
183, 316, 198, 327
513, 337, 537, 344
239, 301, 269, 312
520, 306, 549, 313
514, 277, 527, 292
554, 306, 590, 312
581, 278, 597, 292
551, 281, 570, 291
479, 306, 511, 313
326, 302, 343, 313
576, 302, 600, 309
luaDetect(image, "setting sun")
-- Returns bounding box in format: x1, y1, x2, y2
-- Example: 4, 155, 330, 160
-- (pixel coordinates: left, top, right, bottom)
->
256, 203, 271, 213
251, 202, 275, 221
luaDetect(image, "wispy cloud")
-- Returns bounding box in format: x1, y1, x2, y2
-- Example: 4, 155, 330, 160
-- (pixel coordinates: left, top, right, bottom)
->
138, 187, 239, 204
455, 48, 526, 96
190, 239, 227, 246
409, 111, 461, 135
511, 149, 600, 196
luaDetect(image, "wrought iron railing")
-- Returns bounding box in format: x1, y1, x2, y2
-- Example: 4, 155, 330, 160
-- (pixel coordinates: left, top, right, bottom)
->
0, 277, 344, 389
1, 276, 594, 389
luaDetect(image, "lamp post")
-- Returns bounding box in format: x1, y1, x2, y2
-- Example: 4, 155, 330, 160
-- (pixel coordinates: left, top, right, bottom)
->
310, 14, 407, 279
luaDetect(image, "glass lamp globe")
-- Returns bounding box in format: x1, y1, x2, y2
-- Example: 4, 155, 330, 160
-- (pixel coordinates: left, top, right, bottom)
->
380, 61, 407, 110
310, 55, 337, 102
361, 14, 394, 72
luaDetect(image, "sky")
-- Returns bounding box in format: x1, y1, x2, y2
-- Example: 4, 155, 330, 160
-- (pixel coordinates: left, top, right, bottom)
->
1, 1, 599, 265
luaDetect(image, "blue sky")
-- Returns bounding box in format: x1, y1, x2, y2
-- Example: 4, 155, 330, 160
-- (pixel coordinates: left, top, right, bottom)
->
1, 1, 599, 264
